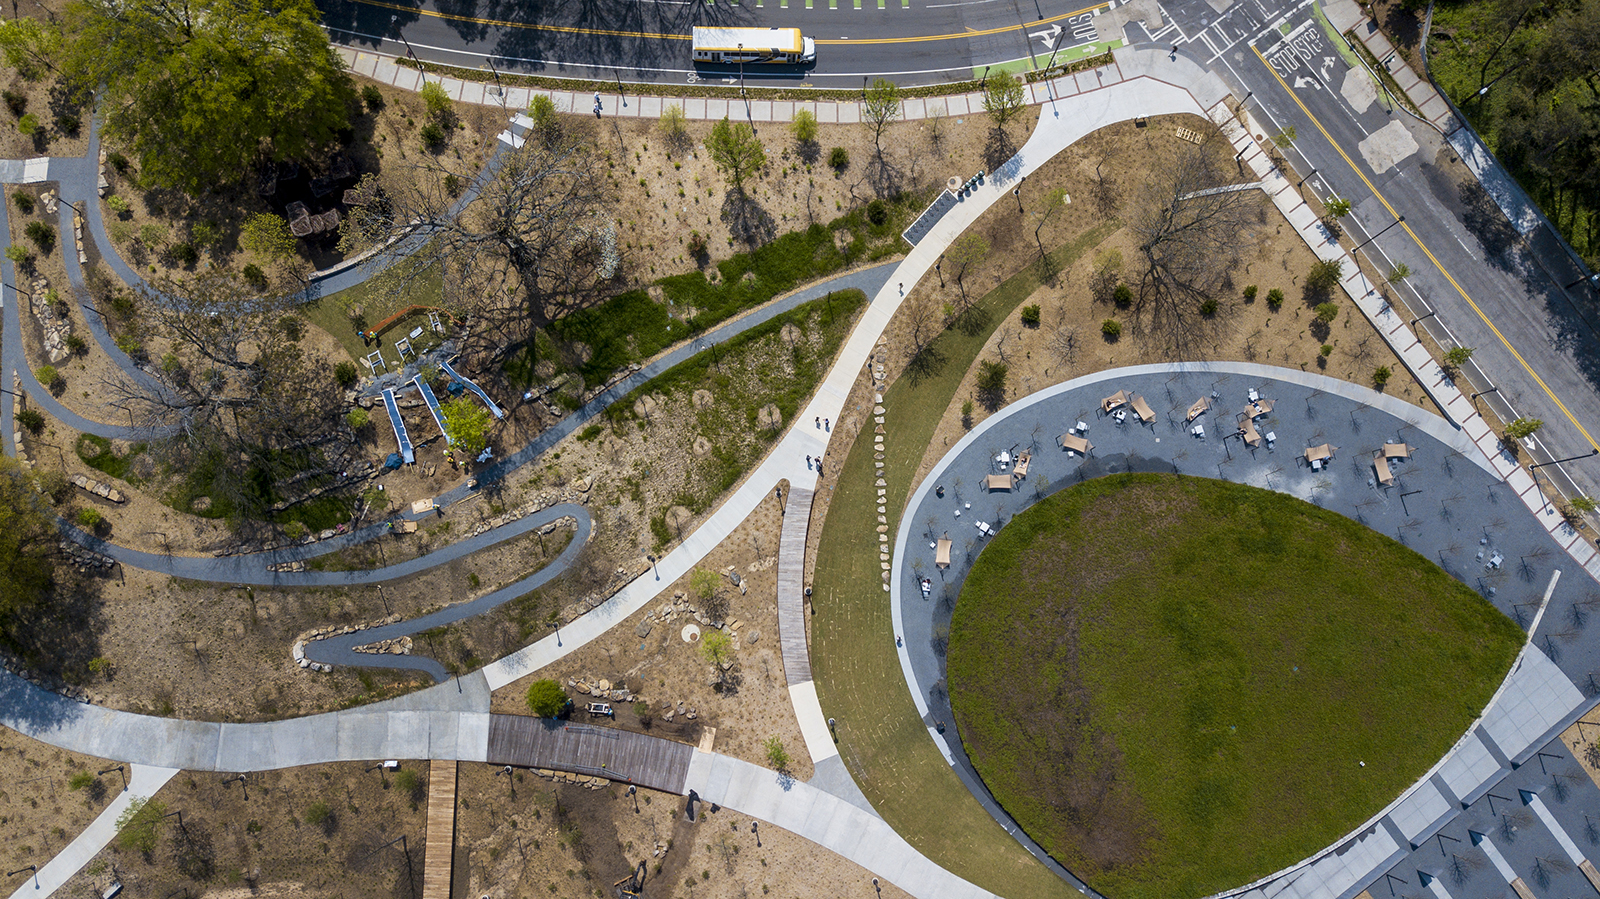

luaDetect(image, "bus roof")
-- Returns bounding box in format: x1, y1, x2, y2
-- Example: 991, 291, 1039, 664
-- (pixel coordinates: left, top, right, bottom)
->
691, 26, 804, 54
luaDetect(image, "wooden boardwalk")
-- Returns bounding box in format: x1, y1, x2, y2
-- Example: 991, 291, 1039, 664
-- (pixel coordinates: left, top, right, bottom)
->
421, 761, 457, 899
776, 487, 814, 686
485, 716, 694, 794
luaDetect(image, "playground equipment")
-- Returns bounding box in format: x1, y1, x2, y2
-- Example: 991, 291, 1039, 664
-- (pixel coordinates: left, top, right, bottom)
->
440, 359, 505, 419
381, 388, 414, 465
614, 861, 646, 897
414, 375, 451, 445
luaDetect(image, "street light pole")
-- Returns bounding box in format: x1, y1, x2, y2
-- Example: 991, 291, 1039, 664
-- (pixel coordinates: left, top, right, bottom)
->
1529, 448, 1600, 471
6, 865, 38, 890
98, 765, 126, 792
389, 15, 417, 63
1352, 214, 1405, 252
1012, 175, 1026, 213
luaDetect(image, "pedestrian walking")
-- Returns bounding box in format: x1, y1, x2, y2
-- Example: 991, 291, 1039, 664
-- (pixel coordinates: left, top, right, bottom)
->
898, 283, 903, 295
824, 418, 830, 431
593, 92, 602, 116
815, 416, 820, 428
806, 454, 812, 469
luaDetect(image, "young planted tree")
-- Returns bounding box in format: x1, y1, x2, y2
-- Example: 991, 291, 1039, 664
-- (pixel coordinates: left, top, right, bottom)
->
525, 678, 568, 717
862, 78, 902, 156
946, 232, 990, 306
982, 72, 1026, 130
976, 359, 1008, 410
59, 0, 356, 195
706, 116, 767, 194
659, 103, 690, 153
442, 397, 493, 457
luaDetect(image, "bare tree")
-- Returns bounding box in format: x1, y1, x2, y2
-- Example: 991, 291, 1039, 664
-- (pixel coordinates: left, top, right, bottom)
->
340, 131, 618, 369
1130, 123, 1262, 357
104, 272, 337, 523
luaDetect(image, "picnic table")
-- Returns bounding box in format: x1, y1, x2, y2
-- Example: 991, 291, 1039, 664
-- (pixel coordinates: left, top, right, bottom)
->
1305, 443, 1336, 470
975, 521, 994, 536
1237, 414, 1261, 447
1186, 397, 1211, 421
1131, 394, 1156, 423
1373, 452, 1395, 486
1101, 390, 1128, 413
1059, 432, 1093, 456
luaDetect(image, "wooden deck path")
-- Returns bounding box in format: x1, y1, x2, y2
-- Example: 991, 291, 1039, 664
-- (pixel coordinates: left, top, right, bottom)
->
776, 487, 814, 686
421, 760, 457, 899
485, 716, 694, 794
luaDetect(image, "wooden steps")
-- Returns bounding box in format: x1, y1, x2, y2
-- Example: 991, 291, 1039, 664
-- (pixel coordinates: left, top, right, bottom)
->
421, 761, 457, 899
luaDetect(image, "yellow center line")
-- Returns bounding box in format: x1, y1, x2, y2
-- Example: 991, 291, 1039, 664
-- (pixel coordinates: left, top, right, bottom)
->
354, 0, 1105, 46
1250, 44, 1599, 450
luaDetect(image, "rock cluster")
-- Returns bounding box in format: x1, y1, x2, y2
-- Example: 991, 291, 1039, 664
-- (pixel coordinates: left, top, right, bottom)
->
71, 474, 127, 503
531, 769, 612, 789
59, 540, 116, 571
2, 654, 92, 703
28, 275, 73, 364
291, 614, 405, 672
567, 676, 640, 705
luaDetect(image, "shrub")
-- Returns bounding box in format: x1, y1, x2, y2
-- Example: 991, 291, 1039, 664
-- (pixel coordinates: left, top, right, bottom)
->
528, 95, 559, 134
961, 399, 974, 429
1266, 287, 1285, 310
242, 264, 269, 290
55, 112, 79, 136
687, 230, 707, 257
394, 768, 423, 801
1443, 346, 1475, 370
866, 198, 888, 226
65, 334, 86, 355
35, 364, 58, 387
346, 407, 370, 430
1199, 298, 1219, 316
763, 737, 790, 772
11, 190, 33, 213
1572, 495, 1598, 514
1112, 283, 1132, 307
115, 797, 167, 853
68, 771, 95, 791
791, 108, 818, 144
334, 361, 360, 388
1101, 319, 1122, 338
444, 173, 463, 197
1320, 344, 1333, 357
1020, 304, 1041, 326
1314, 302, 1339, 323
106, 152, 129, 174
191, 221, 220, 248
5, 244, 27, 264
659, 103, 688, 143
420, 80, 452, 120
361, 84, 385, 111
525, 678, 568, 717
577, 423, 604, 442
169, 241, 198, 267
15, 409, 43, 434
420, 121, 447, 151
17, 112, 38, 135
1505, 417, 1543, 440
1243, 284, 1257, 301
77, 508, 102, 529
304, 801, 333, 827
1, 89, 24, 116
1372, 365, 1391, 387
828, 147, 849, 171
25, 220, 55, 253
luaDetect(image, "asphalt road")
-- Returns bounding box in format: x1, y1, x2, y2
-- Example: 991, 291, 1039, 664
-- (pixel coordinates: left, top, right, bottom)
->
1167, 6, 1600, 502
316, 0, 1114, 87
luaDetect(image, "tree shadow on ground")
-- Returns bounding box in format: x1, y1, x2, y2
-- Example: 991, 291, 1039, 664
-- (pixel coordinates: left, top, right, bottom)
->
983, 127, 1018, 173
867, 154, 905, 200
720, 191, 775, 248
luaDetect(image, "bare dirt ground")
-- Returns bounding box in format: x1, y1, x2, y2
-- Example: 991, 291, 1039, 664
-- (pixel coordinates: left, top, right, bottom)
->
457, 763, 911, 899
0, 63, 89, 163
56, 761, 429, 899
0, 729, 115, 885
491, 496, 813, 781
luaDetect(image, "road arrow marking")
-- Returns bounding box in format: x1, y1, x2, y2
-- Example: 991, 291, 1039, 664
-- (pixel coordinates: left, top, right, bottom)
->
1028, 22, 1063, 49
1293, 75, 1321, 90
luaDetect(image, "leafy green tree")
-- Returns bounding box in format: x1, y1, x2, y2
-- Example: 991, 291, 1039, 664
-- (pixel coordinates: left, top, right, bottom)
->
982, 72, 1025, 129
115, 796, 167, 853
525, 678, 568, 717
706, 116, 766, 193
1505, 417, 1543, 440
1372, 365, 1392, 387
1443, 346, 1475, 373
659, 103, 689, 152
862, 78, 901, 154
1272, 126, 1297, 148
442, 397, 492, 457
1305, 258, 1344, 294
976, 359, 1008, 410
345, 407, 370, 430
0, 18, 63, 80
528, 95, 560, 140
1387, 263, 1412, 283
59, 0, 357, 195
1324, 196, 1352, 217
1314, 302, 1339, 323
420, 80, 451, 120
240, 213, 296, 263
700, 629, 733, 667
0, 456, 54, 638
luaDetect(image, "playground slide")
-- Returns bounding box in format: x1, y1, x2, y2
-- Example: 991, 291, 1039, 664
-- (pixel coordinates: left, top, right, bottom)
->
381, 388, 414, 465
414, 376, 451, 445
440, 359, 505, 419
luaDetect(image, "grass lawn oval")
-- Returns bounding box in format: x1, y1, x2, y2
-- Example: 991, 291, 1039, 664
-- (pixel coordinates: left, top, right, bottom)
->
946, 473, 1523, 899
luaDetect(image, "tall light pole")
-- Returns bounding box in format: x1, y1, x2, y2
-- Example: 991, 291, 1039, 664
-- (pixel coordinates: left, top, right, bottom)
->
1352, 214, 1405, 252
98, 765, 126, 792
738, 44, 745, 98
389, 15, 417, 63
6, 865, 38, 890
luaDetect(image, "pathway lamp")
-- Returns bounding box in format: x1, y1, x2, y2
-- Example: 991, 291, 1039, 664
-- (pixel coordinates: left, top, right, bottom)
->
6, 865, 37, 890
98, 765, 126, 792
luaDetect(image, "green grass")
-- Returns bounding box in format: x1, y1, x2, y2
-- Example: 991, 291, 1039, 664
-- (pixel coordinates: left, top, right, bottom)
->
303, 265, 446, 365
949, 474, 1522, 899
808, 222, 1116, 899
75, 434, 146, 483
512, 194, 926, 392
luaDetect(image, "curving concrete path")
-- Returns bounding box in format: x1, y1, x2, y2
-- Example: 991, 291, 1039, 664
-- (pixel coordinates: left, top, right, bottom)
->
890, 362, 1600, 899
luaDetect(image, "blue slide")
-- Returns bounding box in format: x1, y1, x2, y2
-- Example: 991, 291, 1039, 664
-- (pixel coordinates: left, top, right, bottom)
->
381, 388, 414, 464
440, 359, 505, 419
414, 376, 451, 445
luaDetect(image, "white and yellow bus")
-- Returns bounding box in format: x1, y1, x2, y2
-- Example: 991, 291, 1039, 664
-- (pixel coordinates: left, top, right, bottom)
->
691, 27, 816, 65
